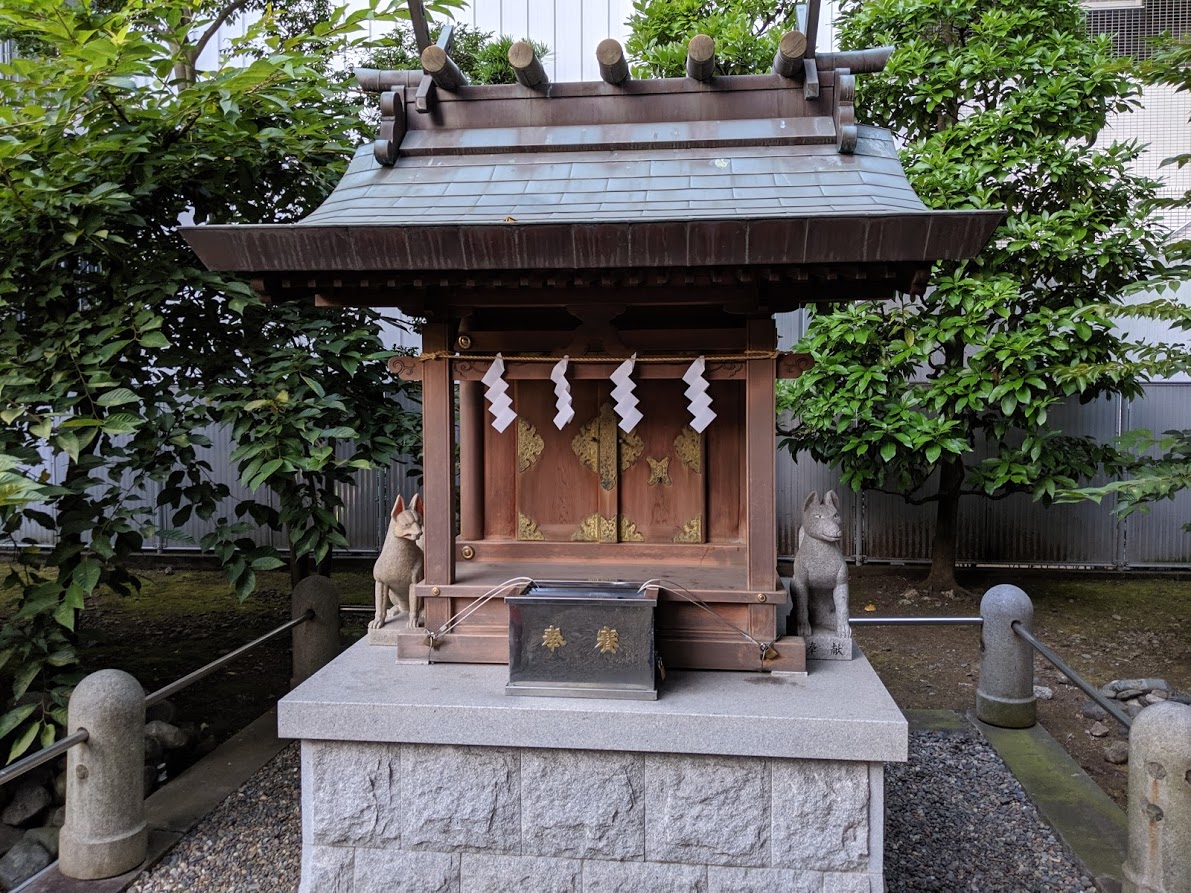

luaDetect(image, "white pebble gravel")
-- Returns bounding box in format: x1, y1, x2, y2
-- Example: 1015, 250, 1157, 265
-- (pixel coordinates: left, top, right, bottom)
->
127, 731, 1100, 893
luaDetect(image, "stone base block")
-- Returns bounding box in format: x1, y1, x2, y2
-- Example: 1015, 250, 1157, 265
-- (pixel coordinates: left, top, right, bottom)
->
804, 633, 855, 661
281, 639, 906, 893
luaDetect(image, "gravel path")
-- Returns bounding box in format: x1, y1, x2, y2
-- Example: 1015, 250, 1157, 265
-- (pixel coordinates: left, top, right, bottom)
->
127, 728, 1101, 893
885, 729, 1097, 893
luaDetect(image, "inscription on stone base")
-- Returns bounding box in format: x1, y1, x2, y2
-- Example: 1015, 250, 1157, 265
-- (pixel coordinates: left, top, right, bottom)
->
805, 635, 856, 661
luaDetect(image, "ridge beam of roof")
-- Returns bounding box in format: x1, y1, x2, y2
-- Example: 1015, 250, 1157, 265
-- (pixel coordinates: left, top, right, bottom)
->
396, 115, 836, 157
817, 47, 895, 73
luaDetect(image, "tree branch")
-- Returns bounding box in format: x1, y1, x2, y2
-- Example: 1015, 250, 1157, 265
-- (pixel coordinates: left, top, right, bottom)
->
189, 0, 256, 70
873, 486, 939, 506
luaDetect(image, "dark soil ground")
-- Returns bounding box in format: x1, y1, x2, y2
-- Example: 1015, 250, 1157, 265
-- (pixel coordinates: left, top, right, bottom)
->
848, 566, 1190, 808
9, 562, 1188, 808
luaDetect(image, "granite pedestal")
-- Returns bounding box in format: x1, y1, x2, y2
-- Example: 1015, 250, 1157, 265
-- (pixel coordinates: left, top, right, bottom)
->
279, 638, 907, 893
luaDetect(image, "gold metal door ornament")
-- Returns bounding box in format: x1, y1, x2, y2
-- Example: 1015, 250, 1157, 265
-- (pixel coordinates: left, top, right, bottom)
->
572, 403, 644, 490
618, 516, 645, 542
518, 512, 545, 541
646, 456, 672, 486
674, 515, 703, 543
674, 427, 703, 473
572, 514, 617, 543
517, 419, 545, 472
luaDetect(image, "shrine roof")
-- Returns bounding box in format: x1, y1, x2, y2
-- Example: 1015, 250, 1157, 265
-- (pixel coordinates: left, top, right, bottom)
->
183, 58, 1002, 310
302, 126, 928, 227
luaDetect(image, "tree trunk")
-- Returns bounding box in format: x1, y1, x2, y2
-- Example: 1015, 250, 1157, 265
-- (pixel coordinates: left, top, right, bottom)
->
923, 457, 963, 593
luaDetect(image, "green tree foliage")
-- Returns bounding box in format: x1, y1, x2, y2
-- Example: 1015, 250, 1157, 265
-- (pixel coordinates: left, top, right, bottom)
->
625, 0, 799, 78
1058, 34, 1191, 528
777, 0, 1170, 590
0, 0, 441, 760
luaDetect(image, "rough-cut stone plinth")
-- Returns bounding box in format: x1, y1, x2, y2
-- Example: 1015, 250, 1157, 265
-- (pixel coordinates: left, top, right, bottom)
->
282, 638, 905, 893
582, 859, 708, 893
307, 742, 399, 847
645, 753, 769, 867
302, 846, 354, 893
461, 854, 581, 893
521, 750, 644, 860
354, 850, 459, 893
707, 866, 821, 893
772, 760, 869, 870
402, 745, 519, 854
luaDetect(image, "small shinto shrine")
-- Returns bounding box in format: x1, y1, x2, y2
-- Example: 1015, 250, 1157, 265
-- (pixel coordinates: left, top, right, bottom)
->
188, 9, 1003, 891
185, 16, 998, 681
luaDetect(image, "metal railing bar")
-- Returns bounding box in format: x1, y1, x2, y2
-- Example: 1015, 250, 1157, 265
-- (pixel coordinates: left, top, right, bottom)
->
1011, 620, 1132, 730
849, 616, 984, 626
0, 729, 88, 788
146, 610, 314, 707
340, 605, 373, 614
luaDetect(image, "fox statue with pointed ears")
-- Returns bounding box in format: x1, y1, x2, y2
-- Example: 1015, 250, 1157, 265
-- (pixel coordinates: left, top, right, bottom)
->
789, 490, 851, 640
370, 494, 424, 630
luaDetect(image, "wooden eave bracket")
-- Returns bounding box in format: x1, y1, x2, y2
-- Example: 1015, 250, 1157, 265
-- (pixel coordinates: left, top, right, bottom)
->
374, 85, 407, 166
834, 68, 856, 155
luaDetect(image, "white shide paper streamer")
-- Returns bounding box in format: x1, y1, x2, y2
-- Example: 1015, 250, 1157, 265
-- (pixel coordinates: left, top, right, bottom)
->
481, 353, 517, 433
682, 356, 717, 433
610, 353, 643, 432
550, 356, 574, 429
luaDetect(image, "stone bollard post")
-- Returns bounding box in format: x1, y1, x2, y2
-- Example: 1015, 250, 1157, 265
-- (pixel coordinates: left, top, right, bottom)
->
975, 584, 1036, 729
59, 669, 148, 879
1123, 700, 1191, 893
291, 575, 341, 688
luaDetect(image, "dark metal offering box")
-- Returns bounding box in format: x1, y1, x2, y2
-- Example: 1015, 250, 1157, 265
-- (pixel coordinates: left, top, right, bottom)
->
506, 581, 658, 700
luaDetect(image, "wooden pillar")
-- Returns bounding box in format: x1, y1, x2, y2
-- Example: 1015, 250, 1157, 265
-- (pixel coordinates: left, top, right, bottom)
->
421, 323, 456, 585
459, 381, 484, 541
745, 318, 777, 591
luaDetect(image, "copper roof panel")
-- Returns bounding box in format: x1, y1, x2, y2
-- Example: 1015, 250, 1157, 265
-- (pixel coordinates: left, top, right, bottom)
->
298, 127, 928, 229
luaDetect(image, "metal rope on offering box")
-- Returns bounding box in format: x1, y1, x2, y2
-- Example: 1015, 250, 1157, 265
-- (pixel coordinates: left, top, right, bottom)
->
183, 0, 1002, 692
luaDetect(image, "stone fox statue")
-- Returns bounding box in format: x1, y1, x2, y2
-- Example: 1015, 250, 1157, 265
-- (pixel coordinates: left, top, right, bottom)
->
790, 490, 851, 639
370, 494, 424, 630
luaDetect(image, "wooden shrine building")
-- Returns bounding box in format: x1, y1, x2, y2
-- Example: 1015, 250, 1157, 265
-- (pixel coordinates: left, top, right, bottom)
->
185, 17, 1000, 675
